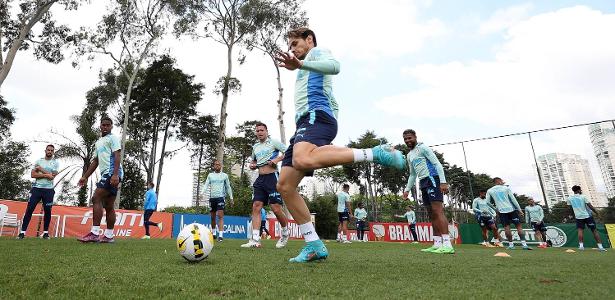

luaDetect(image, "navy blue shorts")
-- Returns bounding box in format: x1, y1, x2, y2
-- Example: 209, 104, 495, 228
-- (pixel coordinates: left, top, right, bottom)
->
338, 211, 350, 222
479, 216, 495, 228
253, 173, 283, 205
531, 221, 547, 232
282, 110, 338, 177
96, 174, 122, 196
576, 216, 597, 230
420, 176, 443, 206
209, 197, 225, 212
29, 187, 55, 207
500, 211, 521, 226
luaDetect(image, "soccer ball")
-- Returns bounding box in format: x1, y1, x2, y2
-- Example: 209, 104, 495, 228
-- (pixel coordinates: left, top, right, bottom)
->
176, 223, 214, 262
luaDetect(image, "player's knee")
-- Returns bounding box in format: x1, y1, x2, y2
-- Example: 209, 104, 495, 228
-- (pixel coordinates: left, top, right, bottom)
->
292, 156, 315, 171
276, 181, 292, 196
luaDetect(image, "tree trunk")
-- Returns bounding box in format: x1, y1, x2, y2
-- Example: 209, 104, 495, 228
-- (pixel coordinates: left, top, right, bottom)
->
195, 143, 204, 207
272, 55, 286, 142
0, 2, 54, 88
114, 35, 157, 209
216, 44, 234, 165
155, 123, 171, 195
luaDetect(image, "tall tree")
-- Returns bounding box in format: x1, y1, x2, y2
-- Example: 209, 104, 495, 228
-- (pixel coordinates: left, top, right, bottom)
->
0, 140, 30, 200
0, 0, 85, 88
128, 55, 203, 194
72, 0, 200, 207
244, 0, 308, 142
224, 120, 260, 179
185, 0, 274, 164
180, 114, 218, 207
0, 95, 15, 141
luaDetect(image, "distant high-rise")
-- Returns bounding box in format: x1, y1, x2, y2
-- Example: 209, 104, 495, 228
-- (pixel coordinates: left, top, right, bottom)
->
537, 153, 605, 207
588, 122, 615, 199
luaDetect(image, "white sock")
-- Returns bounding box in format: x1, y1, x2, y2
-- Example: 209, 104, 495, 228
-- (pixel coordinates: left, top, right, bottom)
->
442, 234, 452, 247
579, 242, 584, 248
21, 230, 26, 234
342, 234, 348, 241
509, 241, 514, 247
91, 226, 100, 235
433, 236, 442, 247
252, 229, 261, 242
104, 229, 114, 238
299, 222, 319, 242
598, 243, 604, 249
219, 231, 223, 238
282, 226, 289, 236
353, 149, 373, 162
337, 232, 341, 240
521, 240, 527, 247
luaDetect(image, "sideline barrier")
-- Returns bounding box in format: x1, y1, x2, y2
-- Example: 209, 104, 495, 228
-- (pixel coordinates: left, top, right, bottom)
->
459, 223, 612, 248
0, 199, 173, 238
172, 213, 250, 239
367, 222, 462, 243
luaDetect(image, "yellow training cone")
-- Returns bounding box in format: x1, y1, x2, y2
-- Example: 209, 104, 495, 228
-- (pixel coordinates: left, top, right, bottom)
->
565, 249, 576, 253
494, 252, 511, 257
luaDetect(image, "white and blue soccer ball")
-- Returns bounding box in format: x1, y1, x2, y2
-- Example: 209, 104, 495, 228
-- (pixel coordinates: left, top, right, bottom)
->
176, 223, 214, 262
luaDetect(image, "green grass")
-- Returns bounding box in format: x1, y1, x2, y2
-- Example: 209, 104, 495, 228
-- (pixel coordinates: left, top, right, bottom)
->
1, 238, 614, 299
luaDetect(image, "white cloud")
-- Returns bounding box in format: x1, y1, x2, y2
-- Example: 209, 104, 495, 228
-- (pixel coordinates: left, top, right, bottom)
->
479, 3, 533, 35
380, 6, 615, 129
376, 6, 615, 200
304, 0, 446, 59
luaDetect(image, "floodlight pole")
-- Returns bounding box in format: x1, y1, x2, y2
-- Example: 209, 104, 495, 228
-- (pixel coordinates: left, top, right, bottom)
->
461, 142, 473, 208
528, 133, 549, 211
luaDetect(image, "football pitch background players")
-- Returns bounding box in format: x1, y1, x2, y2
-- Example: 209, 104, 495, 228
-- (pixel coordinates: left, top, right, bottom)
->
471, 189, 501, 247
18, 144, 59, 240
354, 202, 368, 242
395, 205, 419, 243
486, 177, 531, 250
567, 185, 606, 251
336, 184, 352, 244
275, 27, 406, 262
402, 129, 453, 254
241, 122, 290, 249
524, 198, 547, 249
141, 182, 163, 239
77, 116, 124, 243
203, 160, 233, 242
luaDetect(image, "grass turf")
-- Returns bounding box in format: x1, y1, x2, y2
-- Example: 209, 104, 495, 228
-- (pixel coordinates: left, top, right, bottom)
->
1, 237, 614, 299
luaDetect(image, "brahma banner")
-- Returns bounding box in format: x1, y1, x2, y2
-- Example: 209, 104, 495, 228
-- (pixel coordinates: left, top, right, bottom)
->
0, 199, 173, 239
265, 214, 316, 240
368, 222, 462, 243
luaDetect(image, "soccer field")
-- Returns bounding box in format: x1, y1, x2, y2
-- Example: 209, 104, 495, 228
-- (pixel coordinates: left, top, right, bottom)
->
1, 238, 614, 299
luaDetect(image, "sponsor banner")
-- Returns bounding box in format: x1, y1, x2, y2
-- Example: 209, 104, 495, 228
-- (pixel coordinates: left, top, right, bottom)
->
368, 222, 462, 243
172, 214, 250, 239
459, 223, 611, 248
266, 218, 304, 240
606, 224, 615, 247
0, 199, 173, 239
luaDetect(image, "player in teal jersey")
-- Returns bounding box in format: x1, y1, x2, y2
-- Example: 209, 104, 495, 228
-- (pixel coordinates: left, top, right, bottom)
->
402, 130, 453, 254
354, 202, 368, 242
471, 190, 501, 247
395, 205, 419, 243
77, 116, 124, 243
336, 184, 353, 244
241, 123, 290, 249
203, 160, 233, 242
486, 177, 531, 250
567, 185, 606, 251
525, 198, 547, 249
275, 27, 406, 263
18, 145, 59, 240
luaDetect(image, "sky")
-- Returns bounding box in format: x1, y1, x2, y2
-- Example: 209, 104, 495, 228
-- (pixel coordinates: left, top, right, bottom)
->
3, 0, 615, 208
